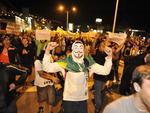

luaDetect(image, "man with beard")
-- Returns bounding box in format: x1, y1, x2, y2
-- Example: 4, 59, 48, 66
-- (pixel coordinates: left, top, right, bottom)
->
103, 64, 150, 113
42, 41, 112, 113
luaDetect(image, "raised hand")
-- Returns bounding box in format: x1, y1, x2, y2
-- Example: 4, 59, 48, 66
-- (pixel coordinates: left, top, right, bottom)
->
9, 83, 16, 91
45, 42, 59, 54
46, 42, 58, 50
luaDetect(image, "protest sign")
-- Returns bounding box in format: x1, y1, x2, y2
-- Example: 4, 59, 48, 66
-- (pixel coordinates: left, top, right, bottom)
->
36, 30, 50, 40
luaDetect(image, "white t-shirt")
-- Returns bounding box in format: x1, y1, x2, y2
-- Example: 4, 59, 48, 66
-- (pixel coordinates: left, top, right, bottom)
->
103, 95, 149, 113
34, 60, 53, 87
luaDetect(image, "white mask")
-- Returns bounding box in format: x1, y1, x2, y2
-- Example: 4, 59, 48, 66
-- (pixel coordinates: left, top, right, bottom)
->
72, 41, 84, 58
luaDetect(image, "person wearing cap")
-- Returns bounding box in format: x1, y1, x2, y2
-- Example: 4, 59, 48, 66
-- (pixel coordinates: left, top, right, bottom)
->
42, 41, 112, 113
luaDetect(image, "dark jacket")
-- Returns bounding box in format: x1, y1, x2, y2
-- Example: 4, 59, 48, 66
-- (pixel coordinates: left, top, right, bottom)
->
93, 50, 108, 81
18, 44, 35, 67
0, 63, 27, 113
119, 53, 146, 95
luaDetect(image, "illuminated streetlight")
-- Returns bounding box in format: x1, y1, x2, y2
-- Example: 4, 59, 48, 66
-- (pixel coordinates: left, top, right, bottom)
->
57, 4, 77, 31
72, 6, 77, 12
96, 18, 102, 23
95, 18, 102, 33
58, 5, 64, 12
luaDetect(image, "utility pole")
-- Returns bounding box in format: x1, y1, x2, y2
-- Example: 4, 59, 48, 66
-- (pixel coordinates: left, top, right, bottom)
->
66, 10, 69, 31
112, 0, 120, 33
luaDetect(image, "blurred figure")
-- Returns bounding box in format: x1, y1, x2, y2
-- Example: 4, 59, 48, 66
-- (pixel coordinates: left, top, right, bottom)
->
19, 38, 34, 75
123, 42, 132, 57
103, 64, 150, 113
34, 50, 59, 113
0, 63, 27, 113
0, 36, 18, 64
92, 41, 108, 113
35, 40, 48, 57
119, 47, 150, 95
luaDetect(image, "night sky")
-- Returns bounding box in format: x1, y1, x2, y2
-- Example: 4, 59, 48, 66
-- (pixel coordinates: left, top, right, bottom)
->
7, 0, 150, 31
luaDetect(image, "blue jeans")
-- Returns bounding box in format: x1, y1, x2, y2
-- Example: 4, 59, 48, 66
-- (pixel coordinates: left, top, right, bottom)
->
94, 79, 106, 112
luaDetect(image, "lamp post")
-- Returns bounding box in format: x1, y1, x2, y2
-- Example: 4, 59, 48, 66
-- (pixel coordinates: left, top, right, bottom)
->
112, 0, 120, 33
66, 10, 69, 31
58, 5, 77, 31
95, 18, 102, 32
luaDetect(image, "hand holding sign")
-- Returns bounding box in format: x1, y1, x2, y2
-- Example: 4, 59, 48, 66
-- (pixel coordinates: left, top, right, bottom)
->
105, 46, 112, 58
107, 32, 127, 46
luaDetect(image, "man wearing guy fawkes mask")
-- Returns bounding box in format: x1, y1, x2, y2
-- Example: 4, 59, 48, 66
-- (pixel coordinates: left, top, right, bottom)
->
43, 41, 112, 113
72, 41, 84, 58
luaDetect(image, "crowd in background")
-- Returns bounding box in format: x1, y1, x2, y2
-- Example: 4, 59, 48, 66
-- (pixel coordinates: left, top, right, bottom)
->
0, 31, 150, 113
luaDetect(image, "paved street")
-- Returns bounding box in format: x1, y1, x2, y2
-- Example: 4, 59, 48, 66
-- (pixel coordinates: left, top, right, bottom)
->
16, 82, 121, 113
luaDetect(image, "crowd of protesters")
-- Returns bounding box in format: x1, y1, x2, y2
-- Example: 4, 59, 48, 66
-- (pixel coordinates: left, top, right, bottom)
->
0, 31, 150, 113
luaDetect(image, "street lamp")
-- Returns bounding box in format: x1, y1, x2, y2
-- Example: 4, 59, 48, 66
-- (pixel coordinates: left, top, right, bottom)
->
95, 18, 102, 32
58, 5, 64, 11
95, 18, 102, 23
112, 0, 120, 33
58, 5, 77, 31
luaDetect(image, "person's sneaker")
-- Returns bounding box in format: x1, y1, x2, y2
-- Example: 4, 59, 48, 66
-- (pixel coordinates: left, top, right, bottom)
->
38, 107, 44, 113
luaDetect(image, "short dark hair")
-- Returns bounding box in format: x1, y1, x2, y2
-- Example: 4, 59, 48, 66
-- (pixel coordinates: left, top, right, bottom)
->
132, 65, 150, 86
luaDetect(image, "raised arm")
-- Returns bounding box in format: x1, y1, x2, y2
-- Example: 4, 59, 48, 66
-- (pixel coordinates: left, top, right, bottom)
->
89, 46, 112, 76
43, 54, 64, 73
89, 57, 112, 75
42, 42, 65, 76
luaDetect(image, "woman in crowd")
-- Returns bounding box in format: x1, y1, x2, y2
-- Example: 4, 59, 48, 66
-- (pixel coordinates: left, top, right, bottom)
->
18, 37, 34, 75
0, 36, 18, 64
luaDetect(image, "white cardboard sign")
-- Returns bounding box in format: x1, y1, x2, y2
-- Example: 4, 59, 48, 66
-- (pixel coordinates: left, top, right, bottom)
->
36, 30, 50, 40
